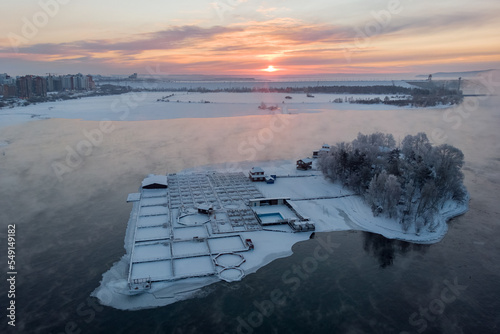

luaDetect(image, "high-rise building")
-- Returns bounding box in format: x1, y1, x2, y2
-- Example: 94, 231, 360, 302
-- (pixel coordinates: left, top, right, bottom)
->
74, 74, 84, 90
7, 73, 96, 97
62, 75, 73, 90
0, 73, 15, 85
52, 76, 62, 91
2, 84, 17, 98
47, 75, 54, 92
17, 75, 34, 99
85, 75, 95, 90
33, 76, 47, 97
14, 75, 48, 98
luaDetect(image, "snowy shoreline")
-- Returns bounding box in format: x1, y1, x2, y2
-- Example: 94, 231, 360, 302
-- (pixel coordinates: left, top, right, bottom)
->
91, 159, 468, 310
346, 190, 470, 244
0, 91, 452, 129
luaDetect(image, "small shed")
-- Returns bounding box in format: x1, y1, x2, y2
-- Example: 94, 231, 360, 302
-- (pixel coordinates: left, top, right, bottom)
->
141, 175, 168, 189
296, 158, 313, 170
197, 204, 213, 215
265, 175, 275, 184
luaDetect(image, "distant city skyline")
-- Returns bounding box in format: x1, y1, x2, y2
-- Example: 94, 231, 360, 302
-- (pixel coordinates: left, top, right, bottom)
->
1, 0, 499, 76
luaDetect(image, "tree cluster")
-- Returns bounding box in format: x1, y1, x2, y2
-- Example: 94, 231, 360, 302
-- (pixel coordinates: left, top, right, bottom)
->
350, 93, 462, 107
318, 132, 466, 232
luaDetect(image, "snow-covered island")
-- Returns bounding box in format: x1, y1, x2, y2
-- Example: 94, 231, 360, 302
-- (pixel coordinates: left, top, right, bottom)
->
92, 132, 468, 310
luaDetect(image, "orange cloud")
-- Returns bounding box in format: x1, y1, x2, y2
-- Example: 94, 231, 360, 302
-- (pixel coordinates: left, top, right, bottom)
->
1, 14, 499, 76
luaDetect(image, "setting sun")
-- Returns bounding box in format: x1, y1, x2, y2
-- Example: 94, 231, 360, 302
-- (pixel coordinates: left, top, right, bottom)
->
263, 65, 278, 72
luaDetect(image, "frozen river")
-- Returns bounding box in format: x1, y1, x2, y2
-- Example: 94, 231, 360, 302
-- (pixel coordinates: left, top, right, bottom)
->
0, 88, 499, 333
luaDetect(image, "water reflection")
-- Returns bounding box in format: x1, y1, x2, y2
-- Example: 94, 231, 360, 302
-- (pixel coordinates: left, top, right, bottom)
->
362, 232, 429, 268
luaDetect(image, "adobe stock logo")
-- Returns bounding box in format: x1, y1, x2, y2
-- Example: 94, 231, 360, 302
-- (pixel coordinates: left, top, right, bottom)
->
8, 0, 71, 53
235, 235, 340, 334
212, 0, 246, 22
343, 0, 411, 63
237, 106, 297, 161
400, 277, 467, 334
51, 64, 169, 182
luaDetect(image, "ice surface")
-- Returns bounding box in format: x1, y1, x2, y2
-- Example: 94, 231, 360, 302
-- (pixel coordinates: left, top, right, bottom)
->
127, 193, 141, 202
141, 189, 167, 198
219, 268, 244, 282
173, 256, 215, 278
214, 254, 244, 267
0, 88, 428, 129
131, 260, 173, 281
139, 206, 168, 216
172, 240, 209, 257
173, 226, 208, 239
208, 236, 246, 253
135, 226, 170, 241
178, 213, 210, 226
132, 243, 171, 262
137, 215, 168, 228
141, 197, 168, 206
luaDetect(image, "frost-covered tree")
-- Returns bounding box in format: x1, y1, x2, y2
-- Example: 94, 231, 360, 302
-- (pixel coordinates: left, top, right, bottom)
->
318, 132, 466, 231
432, 144, 465, 202
366, 171, 388, 215
401, 132, 432, 162
416, 180, 438, 220
384, 175, 401, 218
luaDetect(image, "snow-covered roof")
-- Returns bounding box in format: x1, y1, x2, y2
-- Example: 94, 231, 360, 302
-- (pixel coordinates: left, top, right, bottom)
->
197, 204, 213, 211
141, 174, 168, 188
250, 167, 264, 173
319, 146, 330, 152
299, 158, 313, 164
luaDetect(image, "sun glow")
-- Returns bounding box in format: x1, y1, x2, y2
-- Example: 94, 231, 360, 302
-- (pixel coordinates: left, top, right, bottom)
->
263, 65, 278, 72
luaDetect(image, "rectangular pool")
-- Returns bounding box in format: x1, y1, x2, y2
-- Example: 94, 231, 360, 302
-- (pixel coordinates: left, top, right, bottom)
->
258, 212, 285, 224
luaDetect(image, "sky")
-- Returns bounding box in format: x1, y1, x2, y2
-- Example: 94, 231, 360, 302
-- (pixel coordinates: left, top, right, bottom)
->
0, 0, 499, 77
